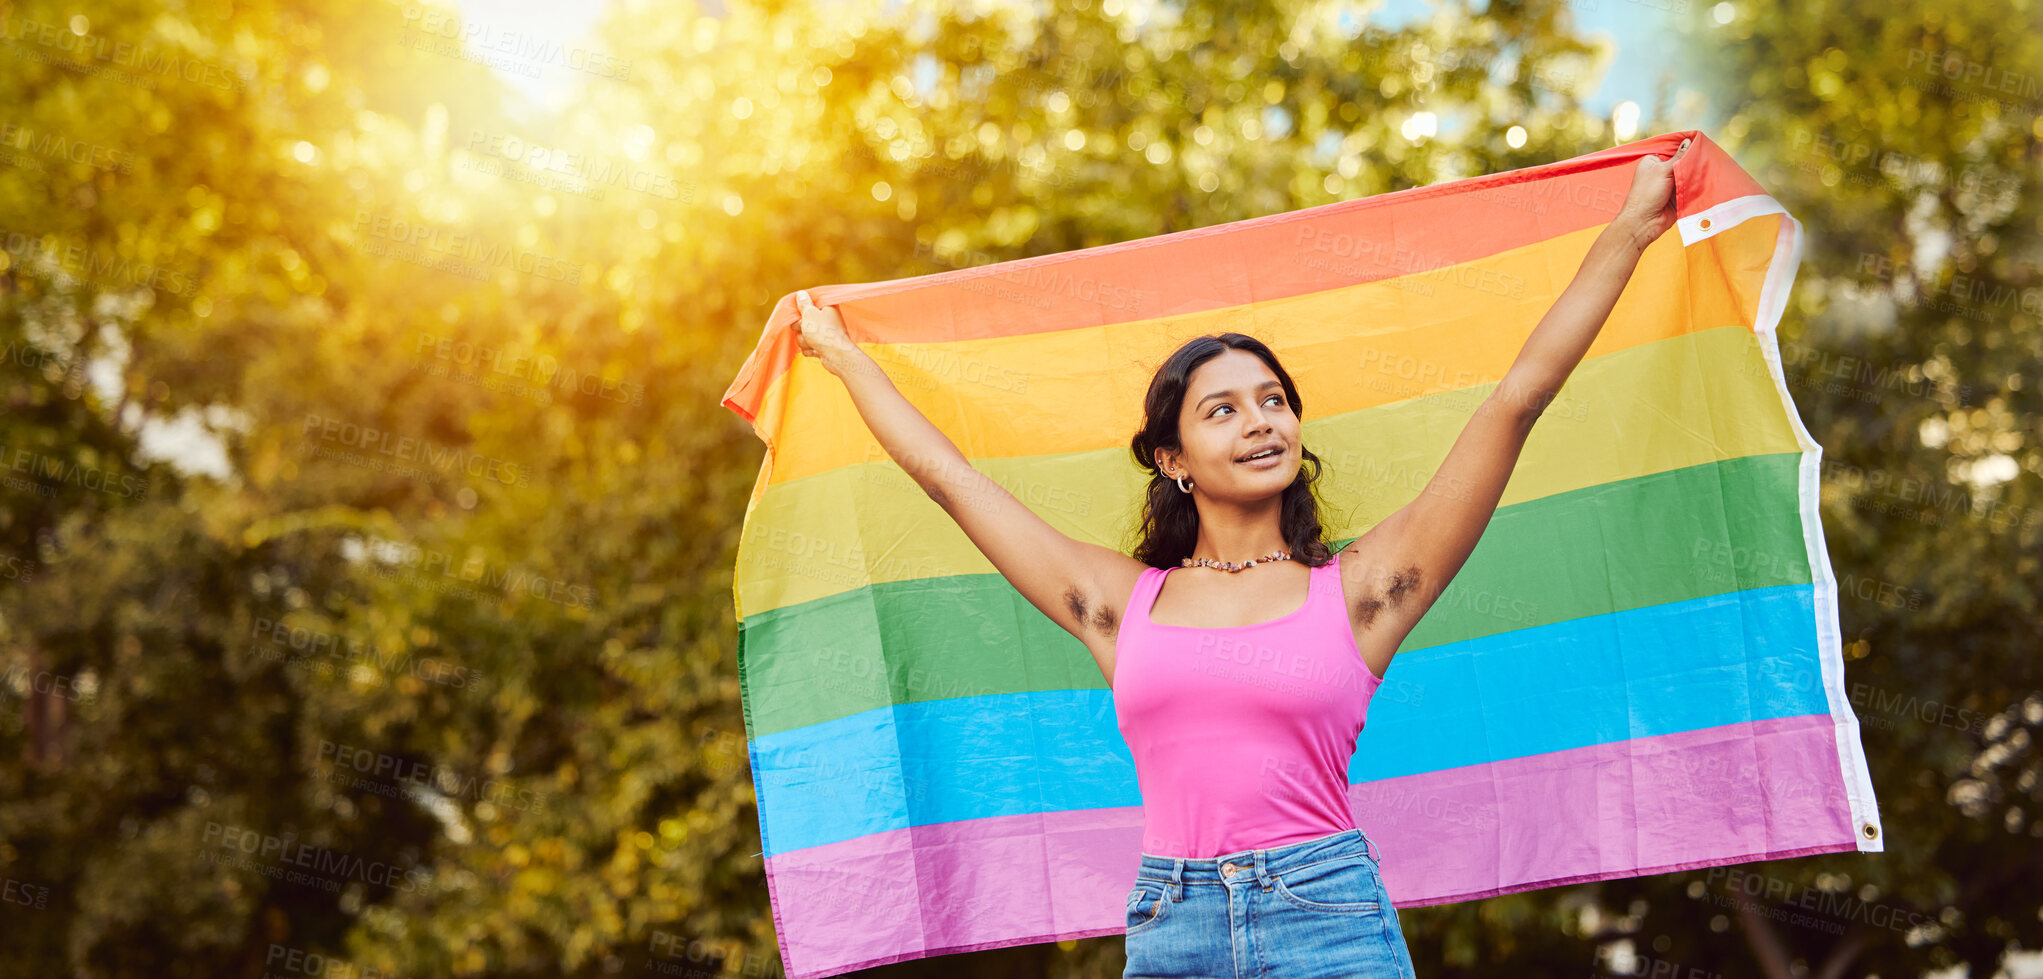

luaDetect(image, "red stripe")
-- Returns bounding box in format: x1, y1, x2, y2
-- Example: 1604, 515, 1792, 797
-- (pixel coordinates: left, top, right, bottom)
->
722, 130, 1755, 429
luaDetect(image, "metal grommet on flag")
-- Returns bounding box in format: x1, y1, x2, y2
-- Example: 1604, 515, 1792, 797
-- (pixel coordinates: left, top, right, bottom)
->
1862, 823, 1880, 841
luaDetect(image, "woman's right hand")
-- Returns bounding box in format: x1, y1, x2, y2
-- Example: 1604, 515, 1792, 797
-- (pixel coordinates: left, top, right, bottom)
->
793, 290, 861, 372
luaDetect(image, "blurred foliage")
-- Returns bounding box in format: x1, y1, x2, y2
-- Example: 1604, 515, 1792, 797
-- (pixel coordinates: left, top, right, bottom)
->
0, 0, 2036, 976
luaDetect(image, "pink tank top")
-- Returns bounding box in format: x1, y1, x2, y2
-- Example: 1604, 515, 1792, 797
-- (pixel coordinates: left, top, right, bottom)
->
1112, 551, 1383, 858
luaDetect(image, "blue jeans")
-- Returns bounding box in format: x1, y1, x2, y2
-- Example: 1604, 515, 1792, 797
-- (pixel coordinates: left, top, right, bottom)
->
1122, 828, 1416, 978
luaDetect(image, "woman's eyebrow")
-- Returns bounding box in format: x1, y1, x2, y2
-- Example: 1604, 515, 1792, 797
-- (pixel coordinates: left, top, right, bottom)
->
1194, 380, 1282, 410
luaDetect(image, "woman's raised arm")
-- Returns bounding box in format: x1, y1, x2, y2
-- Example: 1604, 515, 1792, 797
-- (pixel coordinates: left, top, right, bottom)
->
1344, 138, 1692, 651
792, 291, 1143, 674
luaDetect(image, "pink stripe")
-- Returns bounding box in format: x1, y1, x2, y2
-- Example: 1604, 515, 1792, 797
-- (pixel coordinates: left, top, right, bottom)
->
761, 715, 1855, 978
1354, 713, 1855, 906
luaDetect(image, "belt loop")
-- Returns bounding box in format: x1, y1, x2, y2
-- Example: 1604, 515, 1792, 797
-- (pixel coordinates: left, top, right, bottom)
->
1253, 848, 1272, 891
1359, 830, 1379, 864
1170, 858, 1185, 901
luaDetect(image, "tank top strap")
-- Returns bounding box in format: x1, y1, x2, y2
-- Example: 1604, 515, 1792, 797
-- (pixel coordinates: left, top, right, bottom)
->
1128, 564, 1167, 623
1311, 551, 1342, 610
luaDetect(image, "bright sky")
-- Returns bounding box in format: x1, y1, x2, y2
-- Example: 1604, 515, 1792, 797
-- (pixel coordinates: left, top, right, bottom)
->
449, 0, 1721, 124
1366, 0, 1721, 131
449, 0, 618, 107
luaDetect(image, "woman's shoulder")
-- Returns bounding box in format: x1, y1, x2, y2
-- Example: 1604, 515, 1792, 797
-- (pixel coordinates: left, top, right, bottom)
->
1078, 547, 1156, 607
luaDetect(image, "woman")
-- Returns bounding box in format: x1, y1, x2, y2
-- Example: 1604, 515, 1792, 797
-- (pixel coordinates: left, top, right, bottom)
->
790, 137, 1691, 978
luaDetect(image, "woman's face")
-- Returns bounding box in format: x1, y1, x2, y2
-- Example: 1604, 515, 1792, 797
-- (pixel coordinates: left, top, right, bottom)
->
1157, 349, 1301, 500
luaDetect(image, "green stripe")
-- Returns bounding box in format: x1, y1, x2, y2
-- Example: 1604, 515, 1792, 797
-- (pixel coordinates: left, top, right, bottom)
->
739, 453, 1810, 737
736, 324, 1800, 615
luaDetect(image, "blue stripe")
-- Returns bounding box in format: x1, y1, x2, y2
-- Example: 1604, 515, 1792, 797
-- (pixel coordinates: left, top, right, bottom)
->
752, 584, 1830, 857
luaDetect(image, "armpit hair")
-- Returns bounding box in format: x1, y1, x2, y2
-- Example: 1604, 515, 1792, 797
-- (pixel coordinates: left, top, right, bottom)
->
1065, 586, 1119, 638
1354, 564, 1423, 628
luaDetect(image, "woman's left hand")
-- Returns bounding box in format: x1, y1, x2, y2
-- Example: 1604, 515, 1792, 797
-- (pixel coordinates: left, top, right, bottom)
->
1616, 137, 1692, 250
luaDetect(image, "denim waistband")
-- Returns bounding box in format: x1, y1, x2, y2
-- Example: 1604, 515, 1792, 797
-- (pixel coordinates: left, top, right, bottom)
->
1134, 828, 1377, 884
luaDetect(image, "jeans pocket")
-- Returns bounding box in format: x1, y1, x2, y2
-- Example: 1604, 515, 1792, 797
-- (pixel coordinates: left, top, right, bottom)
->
1271, 855, 1383, 914
1125, 880, 1170, 936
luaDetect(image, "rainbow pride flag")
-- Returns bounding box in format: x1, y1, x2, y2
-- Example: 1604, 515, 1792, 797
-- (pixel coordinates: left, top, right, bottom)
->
721, 130, 1882, 978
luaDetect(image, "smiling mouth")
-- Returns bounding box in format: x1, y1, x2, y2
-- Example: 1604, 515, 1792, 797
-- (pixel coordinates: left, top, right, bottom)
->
1237, 448, 1283, 462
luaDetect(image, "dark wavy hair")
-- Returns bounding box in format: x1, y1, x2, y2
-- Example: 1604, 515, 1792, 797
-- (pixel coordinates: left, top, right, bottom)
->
1127, 333, 1335, 570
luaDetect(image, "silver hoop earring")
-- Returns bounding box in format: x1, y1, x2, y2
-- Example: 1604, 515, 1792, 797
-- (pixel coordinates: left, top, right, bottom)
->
1175, 473, 1193, 493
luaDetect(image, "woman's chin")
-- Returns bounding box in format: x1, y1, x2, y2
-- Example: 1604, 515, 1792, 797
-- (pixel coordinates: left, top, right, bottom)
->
1216, 470, 1294, 498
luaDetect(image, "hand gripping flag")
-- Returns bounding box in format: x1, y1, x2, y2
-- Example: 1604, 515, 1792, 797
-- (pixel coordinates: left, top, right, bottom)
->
720, 130, 1882, 979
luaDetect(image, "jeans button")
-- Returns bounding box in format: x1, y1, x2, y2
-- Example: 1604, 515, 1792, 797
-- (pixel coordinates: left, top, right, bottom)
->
1221, 862, 1238, 877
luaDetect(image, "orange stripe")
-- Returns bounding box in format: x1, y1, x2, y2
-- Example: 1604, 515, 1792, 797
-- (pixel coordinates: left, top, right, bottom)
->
752, 214, 1780, 491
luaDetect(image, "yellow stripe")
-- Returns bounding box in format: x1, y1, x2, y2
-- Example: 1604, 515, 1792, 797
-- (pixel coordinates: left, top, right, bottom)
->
737, 323, 1798, 616
756, 215, 1781, 491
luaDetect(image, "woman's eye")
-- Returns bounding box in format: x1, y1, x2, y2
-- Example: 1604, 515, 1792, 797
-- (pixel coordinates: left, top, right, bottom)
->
1212, 395, 1284, 417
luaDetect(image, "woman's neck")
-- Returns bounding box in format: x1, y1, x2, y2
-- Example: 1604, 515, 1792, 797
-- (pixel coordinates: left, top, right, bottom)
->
1188, 524, 1289, 566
